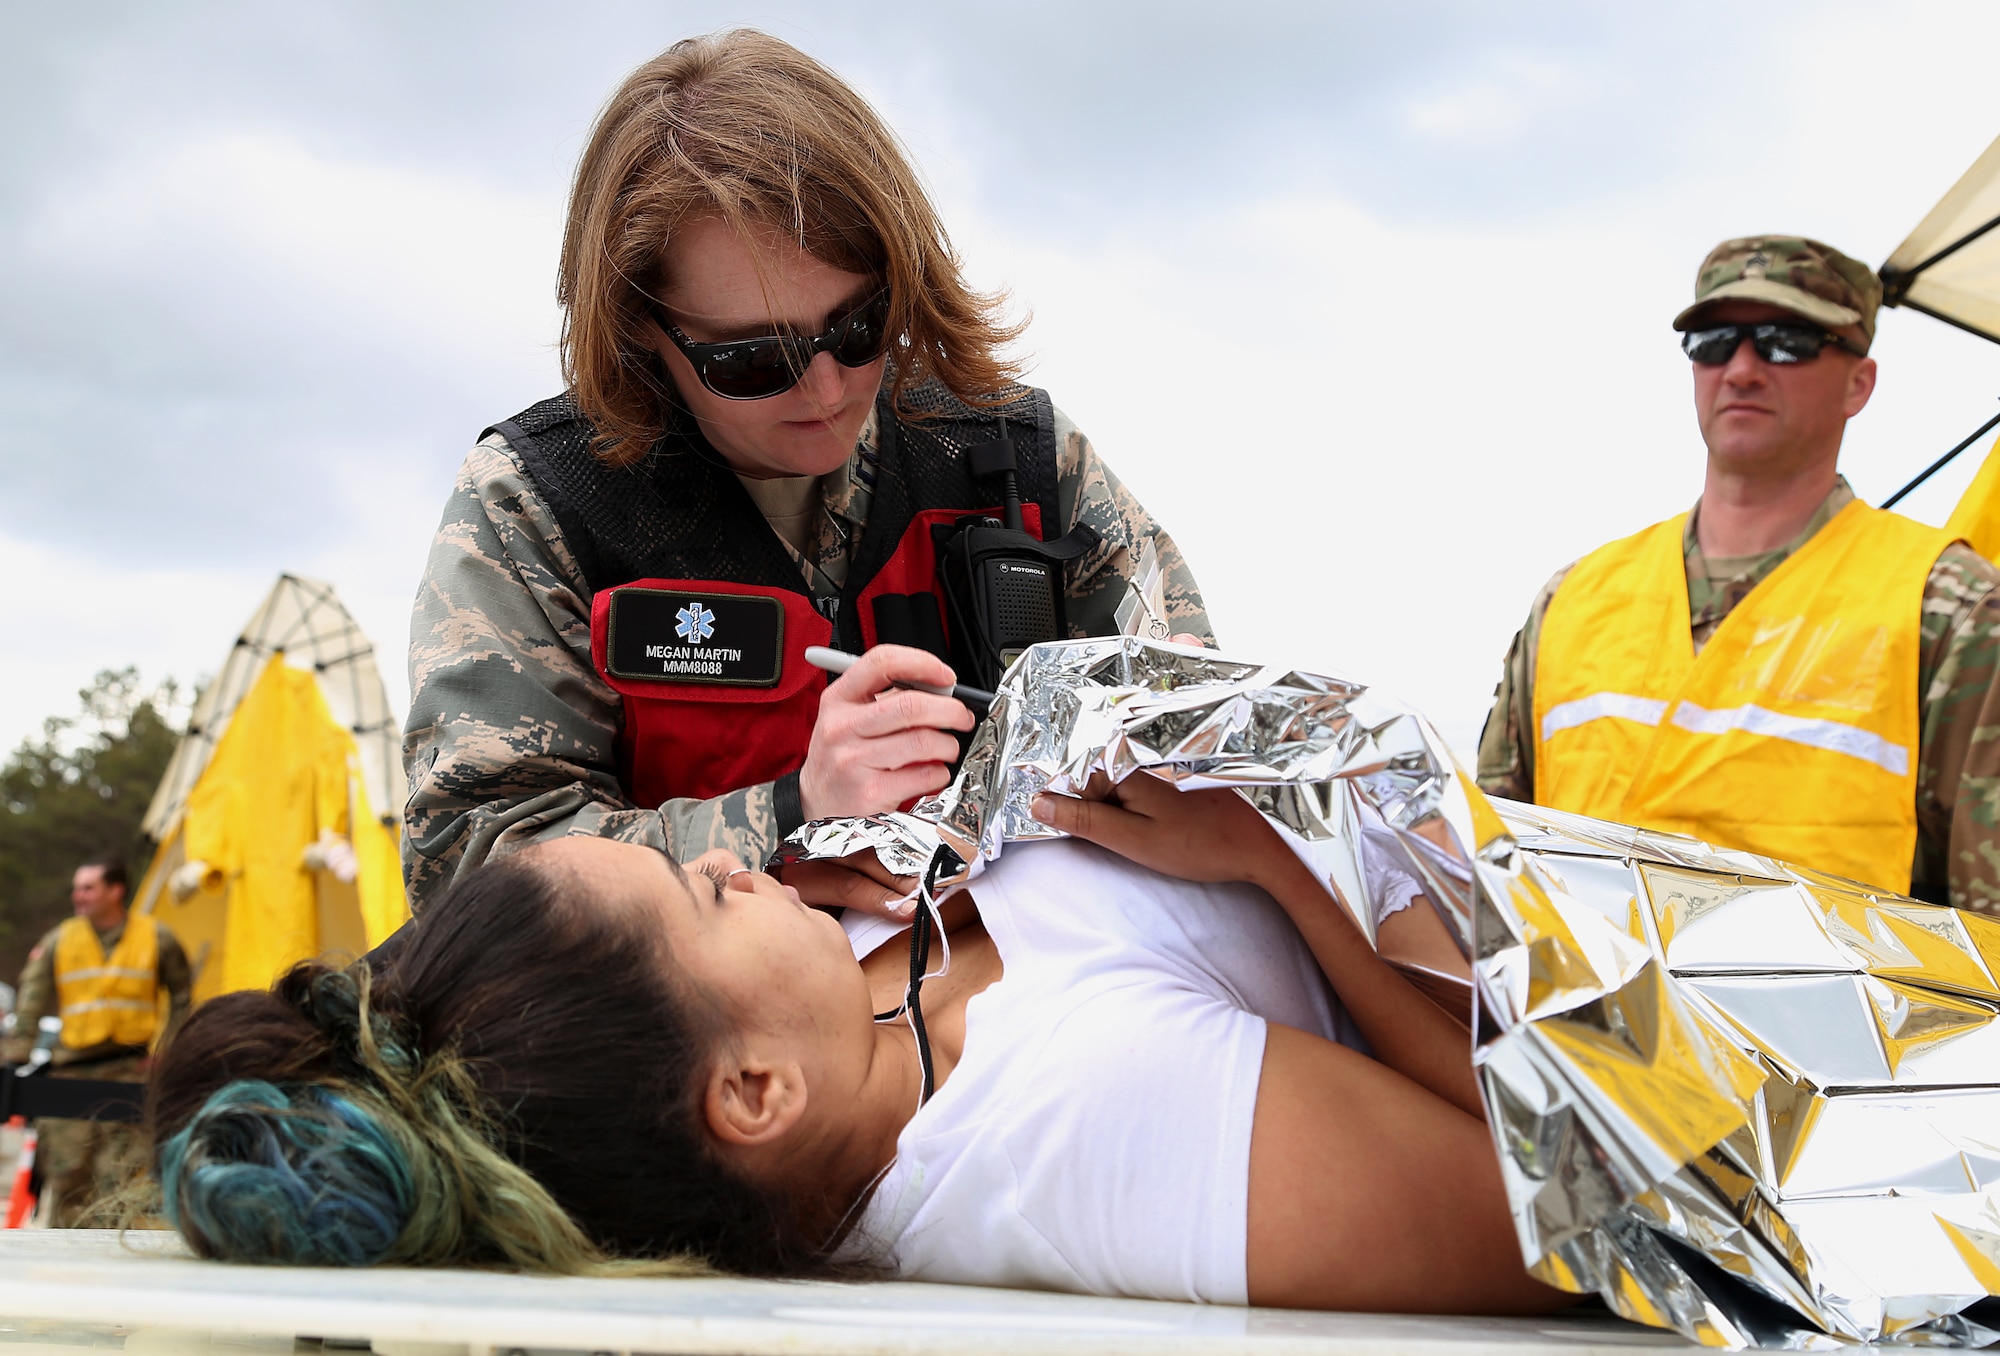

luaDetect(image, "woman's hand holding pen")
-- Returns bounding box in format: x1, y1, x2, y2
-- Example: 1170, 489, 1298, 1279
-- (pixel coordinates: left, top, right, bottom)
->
798, 644, 976, 823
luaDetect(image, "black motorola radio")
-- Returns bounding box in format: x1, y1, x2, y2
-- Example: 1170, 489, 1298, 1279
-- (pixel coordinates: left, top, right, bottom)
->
938, 417, 1099, 691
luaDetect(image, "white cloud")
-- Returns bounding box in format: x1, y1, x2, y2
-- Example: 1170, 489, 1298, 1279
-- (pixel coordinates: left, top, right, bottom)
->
2, 130, 569, 747
0, 534, 271, 734
1403, 49, 1590, 147
26, 129, 563, 379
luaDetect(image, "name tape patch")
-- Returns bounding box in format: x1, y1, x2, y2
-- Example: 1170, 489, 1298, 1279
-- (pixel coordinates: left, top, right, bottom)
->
607, 590, 785, 687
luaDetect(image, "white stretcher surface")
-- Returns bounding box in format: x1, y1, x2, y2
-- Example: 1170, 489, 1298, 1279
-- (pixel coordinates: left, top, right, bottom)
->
0, 1232, 1695, 1355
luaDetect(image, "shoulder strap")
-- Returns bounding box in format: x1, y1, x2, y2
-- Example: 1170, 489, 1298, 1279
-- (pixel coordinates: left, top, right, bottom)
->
1011, 385, 1060, 533
835, 384, 1058, 647
485, 394, 611, 593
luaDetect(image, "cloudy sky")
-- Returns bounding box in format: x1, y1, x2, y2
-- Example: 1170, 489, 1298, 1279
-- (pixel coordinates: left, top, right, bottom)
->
7, 1, 2000, 761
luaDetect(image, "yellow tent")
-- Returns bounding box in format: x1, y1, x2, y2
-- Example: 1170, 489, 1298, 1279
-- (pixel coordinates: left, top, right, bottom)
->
133, 575, 409, 1003
1944, 433, 2000, 563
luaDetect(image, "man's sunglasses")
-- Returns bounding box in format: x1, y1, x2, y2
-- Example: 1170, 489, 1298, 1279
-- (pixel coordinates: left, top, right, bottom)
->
1681, 323, 1865, 367
656, 291, 892, 400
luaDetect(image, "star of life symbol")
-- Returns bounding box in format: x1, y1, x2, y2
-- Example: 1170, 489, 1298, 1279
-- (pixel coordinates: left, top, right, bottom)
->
675, 601, 716, 645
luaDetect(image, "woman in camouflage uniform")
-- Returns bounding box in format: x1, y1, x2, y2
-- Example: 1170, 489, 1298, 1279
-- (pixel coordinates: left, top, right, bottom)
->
403, 32, 1211, 909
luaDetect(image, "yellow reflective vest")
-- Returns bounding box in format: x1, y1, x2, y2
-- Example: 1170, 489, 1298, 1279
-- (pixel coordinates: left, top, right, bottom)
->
53, 913, 161, 1049
1533, 500, 1949, 893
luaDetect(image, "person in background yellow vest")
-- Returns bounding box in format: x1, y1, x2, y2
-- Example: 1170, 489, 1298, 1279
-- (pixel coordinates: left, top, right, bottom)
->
5, 856, 191, 1226
1477, 236, 2000, 913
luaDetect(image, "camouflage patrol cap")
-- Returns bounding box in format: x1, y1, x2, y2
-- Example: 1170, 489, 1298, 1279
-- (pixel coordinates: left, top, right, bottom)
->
1672, 236, 1882, 351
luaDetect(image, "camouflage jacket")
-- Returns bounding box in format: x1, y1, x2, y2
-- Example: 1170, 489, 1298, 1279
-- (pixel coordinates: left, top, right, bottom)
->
404, 400, 1213, 906
1476, 478, 2000, 916
5, 916, 193, 1067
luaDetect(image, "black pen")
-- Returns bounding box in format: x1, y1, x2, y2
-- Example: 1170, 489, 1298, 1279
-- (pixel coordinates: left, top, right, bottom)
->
803, 646, 995, 716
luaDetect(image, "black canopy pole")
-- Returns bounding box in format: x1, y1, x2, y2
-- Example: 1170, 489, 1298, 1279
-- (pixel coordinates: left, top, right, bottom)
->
1881, 403, 2000, 510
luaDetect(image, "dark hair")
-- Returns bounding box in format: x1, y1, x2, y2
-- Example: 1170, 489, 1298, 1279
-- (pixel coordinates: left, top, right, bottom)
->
80, 855, 128, 893
560, 29, 1026, 465
148, 853, 832, 1274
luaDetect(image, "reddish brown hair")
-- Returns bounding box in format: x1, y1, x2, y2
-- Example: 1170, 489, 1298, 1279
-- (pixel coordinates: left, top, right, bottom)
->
559, 30, 1025, 465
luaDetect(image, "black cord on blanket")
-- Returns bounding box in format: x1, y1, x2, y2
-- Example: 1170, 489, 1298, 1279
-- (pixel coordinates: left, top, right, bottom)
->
869, 845, 954, 1104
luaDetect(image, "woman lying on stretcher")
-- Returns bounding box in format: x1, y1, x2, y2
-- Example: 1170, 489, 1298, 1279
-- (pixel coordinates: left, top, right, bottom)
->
147, 778, 1567, 1316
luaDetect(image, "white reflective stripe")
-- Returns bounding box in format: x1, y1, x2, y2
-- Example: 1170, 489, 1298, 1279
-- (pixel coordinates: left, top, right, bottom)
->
1670, 701, 1911, 777
1540, 693, 1668, 742
57, 966, 154, 982
60, 999, 155, 1015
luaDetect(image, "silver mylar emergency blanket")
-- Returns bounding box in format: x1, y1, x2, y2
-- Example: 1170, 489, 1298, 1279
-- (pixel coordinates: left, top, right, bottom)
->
771, 638, 2000, 1348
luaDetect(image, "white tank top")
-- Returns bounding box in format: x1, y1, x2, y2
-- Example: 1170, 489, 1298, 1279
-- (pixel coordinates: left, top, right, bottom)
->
839, 837, 1357, 1303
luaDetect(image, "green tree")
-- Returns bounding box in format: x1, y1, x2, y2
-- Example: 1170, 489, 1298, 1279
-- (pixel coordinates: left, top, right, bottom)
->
0, 669, 184, 985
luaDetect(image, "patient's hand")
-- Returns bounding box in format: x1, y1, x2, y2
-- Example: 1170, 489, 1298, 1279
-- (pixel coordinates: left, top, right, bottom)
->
1030, 774, 1278, 887
775, 849, 920, 920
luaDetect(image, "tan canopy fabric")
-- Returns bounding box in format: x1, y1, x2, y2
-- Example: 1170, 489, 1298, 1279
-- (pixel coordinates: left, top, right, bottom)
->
1882, 134, 2000, 345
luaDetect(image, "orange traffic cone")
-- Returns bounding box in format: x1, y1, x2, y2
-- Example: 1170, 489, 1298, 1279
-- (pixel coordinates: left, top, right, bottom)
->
5, 1116, 38, 1228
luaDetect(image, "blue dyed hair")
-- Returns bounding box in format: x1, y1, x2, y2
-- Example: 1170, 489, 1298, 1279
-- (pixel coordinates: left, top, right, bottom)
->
147, 856, 796, 1275
149, 958, 628, 1273
158, 1080, 413, 1267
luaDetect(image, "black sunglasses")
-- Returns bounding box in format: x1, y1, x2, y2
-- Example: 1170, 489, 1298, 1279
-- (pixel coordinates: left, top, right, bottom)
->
657, 291, 892, 400
1681, 322, 1865, 367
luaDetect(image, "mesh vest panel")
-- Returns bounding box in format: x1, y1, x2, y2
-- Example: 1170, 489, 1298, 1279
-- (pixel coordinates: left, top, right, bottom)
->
489, 384, 1059, 653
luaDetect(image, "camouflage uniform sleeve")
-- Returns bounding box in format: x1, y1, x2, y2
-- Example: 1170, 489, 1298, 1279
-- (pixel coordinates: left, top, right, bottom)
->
1911, 543, 2000, 916
153, 924, 193, 1049
5, 927, 59, 1064
1051, 405, 1216, 644
1474, 565, 1572, 802
403, 436, 784, 907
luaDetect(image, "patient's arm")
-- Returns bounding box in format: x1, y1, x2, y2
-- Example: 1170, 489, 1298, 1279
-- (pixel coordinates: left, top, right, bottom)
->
1247, 1023, 1567, 1313
1255, 840, 1482, 1116
1035, 780, 1563, 1313
1032, 777, 1480, 1117
1377, 898, 1472, 981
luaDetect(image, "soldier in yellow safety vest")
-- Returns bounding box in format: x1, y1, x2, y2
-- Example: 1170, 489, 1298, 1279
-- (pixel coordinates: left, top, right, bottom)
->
1478, 236, 2000, 915
6, 856, 191, 1226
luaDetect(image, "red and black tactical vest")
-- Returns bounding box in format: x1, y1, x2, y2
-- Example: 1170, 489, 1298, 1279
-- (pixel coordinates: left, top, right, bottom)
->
489, 384, 1061, 834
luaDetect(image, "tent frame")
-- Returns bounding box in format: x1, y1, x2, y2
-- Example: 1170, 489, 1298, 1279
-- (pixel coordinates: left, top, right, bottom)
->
1879, 404, 2000, 510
